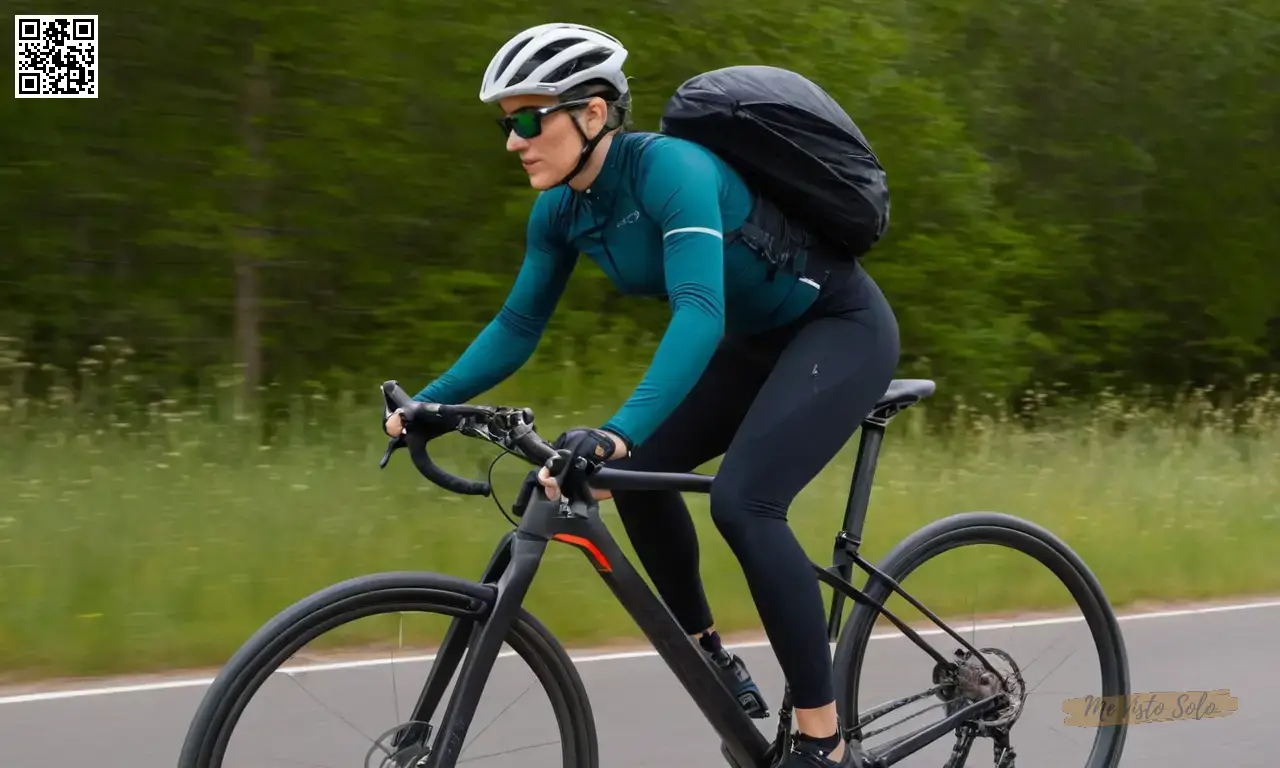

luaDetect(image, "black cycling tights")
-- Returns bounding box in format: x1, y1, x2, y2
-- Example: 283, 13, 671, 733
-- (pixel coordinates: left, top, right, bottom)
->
608, 261, 900, 711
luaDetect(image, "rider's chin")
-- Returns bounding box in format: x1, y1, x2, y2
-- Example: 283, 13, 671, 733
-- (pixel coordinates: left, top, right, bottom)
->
525, 165, 556, 190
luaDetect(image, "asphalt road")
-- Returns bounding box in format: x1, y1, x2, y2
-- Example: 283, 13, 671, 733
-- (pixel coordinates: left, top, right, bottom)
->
1, 598, 1276, 768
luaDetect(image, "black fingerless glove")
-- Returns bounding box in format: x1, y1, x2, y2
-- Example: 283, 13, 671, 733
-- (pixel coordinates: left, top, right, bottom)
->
552, 427, 618, 468
510, 428, 616, 517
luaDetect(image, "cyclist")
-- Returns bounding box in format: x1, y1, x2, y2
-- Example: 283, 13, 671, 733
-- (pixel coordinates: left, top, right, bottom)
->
384, 22, 899, 767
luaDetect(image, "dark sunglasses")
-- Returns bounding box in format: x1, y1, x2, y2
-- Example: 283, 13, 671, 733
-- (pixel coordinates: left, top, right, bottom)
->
496, 98, 594, 140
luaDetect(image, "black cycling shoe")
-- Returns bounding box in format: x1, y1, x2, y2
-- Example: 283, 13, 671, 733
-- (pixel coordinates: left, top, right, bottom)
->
701, 639, 769, 719
779, 734, 868, 768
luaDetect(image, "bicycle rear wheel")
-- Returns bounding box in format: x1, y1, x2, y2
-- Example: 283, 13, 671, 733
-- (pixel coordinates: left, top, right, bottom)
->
178, 571, 598, 768
832, 512, 1129, 768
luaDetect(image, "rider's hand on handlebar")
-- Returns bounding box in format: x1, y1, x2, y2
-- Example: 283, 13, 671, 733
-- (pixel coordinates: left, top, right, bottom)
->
537, 427, 627, 502
382, 400, 452, 442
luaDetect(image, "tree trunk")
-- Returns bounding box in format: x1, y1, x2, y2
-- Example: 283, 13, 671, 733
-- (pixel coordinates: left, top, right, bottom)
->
234, 41, 270, 404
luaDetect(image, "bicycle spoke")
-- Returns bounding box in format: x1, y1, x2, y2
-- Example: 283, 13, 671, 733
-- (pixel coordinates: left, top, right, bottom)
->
1024, 646, 1079, 697
845, 556, 1005, 681
1044, 720, 1088, 749
1012, 625, 1073, 679
456, 739, 563, 763
391, 614, 402, 728
260, 757, 343, 768
459, 681, 536, 758
970, 583, 979, 648
282, 671, 386, 753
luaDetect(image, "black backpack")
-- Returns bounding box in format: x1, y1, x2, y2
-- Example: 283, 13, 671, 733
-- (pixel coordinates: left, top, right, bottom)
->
658, 65, 890, 261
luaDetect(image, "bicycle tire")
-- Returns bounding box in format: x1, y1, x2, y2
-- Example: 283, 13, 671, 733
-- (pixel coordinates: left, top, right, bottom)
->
177, 570, 599, 767
832, 511, 1129, 767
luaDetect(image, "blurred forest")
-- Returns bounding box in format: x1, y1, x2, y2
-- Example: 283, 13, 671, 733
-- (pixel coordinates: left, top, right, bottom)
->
3, 0, 1278, 420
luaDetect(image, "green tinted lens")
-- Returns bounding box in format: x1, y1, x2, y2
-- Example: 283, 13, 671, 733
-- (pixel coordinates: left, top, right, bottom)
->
510, 110, 542, 138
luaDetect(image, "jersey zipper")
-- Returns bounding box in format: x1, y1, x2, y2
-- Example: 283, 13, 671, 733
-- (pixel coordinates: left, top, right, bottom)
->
583, 188, 623, 283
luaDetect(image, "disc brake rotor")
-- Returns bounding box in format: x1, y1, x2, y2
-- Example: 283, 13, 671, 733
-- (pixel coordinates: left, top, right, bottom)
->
365, 721, 434, 768
936, 647, 1027, 733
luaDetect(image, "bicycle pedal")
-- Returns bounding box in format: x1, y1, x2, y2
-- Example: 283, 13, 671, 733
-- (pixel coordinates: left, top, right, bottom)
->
707, 648, 771, 719
738, 689, 771, 719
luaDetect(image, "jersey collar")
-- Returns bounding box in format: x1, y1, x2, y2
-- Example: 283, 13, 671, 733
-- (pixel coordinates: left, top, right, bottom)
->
578, 132, 630, 202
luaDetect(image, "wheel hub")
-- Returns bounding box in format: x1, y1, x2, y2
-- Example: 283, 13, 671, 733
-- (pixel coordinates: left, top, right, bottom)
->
935, 647, 1027, 733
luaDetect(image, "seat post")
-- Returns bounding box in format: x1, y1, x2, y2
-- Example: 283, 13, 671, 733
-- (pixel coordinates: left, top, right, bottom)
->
825, 416, 886, 641
842, 416, 886, 549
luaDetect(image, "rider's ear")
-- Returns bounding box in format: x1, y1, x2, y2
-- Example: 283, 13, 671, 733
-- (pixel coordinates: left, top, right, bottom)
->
589, 96, 610, 133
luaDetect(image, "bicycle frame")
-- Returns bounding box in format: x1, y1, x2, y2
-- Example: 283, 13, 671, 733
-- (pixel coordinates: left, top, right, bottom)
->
410, 417, 1006, 768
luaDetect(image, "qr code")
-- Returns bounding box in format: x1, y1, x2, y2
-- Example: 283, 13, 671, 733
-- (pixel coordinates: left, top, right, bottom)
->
15, 15, 98, 98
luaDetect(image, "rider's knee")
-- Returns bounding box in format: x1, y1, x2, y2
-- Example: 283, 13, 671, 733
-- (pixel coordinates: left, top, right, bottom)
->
709, 480, 786, 544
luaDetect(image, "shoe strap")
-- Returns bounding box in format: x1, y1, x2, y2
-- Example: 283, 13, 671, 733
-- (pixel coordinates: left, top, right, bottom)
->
791, 737, 842, 766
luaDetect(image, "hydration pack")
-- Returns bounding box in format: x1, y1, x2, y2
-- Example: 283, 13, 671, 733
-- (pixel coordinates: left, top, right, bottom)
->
659, 65, 890, 262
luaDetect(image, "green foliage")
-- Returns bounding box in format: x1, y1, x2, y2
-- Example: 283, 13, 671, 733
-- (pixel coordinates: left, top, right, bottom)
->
3, 348, 1279, 678
1, 0, 1277, 412
4, 0, 1279, 683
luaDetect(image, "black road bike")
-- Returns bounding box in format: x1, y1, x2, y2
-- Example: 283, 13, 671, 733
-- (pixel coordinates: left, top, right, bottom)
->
178, 378, 1130, 768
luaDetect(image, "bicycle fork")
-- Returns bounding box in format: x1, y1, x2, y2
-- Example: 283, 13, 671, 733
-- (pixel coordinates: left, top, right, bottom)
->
395, 531, 538, 768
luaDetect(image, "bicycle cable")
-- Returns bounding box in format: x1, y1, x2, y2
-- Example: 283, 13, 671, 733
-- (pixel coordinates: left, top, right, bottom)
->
485, 447, 519, 527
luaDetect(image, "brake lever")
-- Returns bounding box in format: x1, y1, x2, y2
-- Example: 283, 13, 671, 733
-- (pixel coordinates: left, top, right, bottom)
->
379, 384, 410, 471
379, 434, 406, 469
543, 449, 603, 516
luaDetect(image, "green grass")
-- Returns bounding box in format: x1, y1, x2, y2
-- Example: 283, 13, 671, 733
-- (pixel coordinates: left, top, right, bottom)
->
2, 341, 1280, 682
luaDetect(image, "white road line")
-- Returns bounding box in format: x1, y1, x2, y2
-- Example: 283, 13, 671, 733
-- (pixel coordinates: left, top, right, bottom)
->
2, 597, 1278, 707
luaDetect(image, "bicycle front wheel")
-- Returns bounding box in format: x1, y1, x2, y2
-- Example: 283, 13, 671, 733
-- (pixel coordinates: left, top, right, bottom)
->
178, 571, 598, 768
833, 512, 1129, 768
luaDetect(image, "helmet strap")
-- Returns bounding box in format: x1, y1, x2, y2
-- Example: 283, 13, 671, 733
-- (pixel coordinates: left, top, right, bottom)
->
556, 105, 627, 189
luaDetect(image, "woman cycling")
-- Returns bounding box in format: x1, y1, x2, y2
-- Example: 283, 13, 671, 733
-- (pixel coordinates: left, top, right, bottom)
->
384, 22, 899, 768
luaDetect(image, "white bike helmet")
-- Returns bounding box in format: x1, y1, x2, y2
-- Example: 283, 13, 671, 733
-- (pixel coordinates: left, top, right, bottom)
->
480, 23, 629, 104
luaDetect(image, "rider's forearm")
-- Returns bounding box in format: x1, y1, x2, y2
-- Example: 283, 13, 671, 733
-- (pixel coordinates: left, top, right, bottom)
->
414, 209, 576, 405
413, 304, 545, 404
601, 285, 725, 449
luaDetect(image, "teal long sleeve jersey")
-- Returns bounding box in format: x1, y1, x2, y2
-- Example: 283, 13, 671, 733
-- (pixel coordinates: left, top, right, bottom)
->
414, 131, 824, 450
